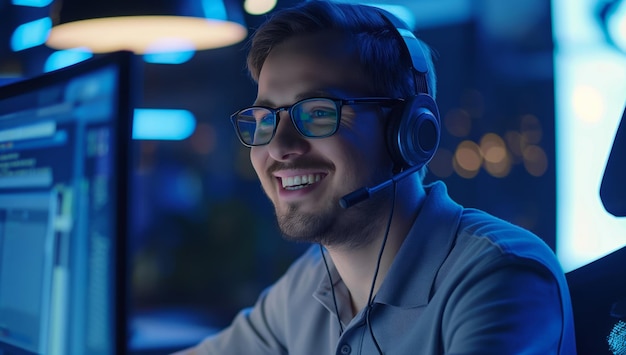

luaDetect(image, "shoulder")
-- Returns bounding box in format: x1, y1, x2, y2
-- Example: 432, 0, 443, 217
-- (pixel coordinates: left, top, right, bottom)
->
459, 209, 555, 259
438, 209, 576, 354
451, 208, 565, 280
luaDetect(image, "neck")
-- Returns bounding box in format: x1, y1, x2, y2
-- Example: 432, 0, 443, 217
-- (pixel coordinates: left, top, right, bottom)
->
326, 181, 425, 316
326, 237, 396, 315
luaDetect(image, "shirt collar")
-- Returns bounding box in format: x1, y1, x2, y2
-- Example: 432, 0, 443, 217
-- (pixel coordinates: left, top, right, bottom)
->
313, 181, 463, 313
374, 181, 463, 308
313, 250, 354, 325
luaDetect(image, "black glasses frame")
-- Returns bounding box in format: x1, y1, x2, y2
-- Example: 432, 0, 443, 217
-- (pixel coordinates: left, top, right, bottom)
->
230, 97, 403, 147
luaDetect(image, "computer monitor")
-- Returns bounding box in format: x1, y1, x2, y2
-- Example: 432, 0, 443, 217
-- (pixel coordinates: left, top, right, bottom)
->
0, 51, 136, 355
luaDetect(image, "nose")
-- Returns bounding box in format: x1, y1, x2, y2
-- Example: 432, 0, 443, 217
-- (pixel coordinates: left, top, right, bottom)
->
267, 111, 310, 161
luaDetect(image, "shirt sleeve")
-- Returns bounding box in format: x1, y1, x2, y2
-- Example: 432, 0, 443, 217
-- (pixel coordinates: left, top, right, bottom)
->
442, 259, 566, 355
189, 287, 289, 355
180, 246, 326, 355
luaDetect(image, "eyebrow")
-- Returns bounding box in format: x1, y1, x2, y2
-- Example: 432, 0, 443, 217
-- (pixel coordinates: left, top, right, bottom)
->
253, 90, 337, 107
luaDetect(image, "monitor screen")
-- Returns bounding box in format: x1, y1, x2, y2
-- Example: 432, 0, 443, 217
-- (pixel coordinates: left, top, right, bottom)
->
0, 51, 136, 355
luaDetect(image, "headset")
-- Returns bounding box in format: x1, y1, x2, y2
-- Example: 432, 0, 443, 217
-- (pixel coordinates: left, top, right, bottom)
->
376, 8, 441, 172
328, 7, 444, 354
338, 8, 441, 208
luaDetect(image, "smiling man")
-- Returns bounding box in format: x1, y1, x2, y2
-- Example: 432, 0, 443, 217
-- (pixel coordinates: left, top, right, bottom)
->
176, 1, 576, 354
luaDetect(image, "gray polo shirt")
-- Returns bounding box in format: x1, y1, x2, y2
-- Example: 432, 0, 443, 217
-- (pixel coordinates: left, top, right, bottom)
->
193, 181, 576, 354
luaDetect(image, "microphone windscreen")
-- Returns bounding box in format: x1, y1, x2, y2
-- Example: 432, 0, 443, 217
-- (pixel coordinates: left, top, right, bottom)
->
339, 187, 370, 209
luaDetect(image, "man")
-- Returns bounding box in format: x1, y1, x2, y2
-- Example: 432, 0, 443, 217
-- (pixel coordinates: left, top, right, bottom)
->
178, 1, 576, 353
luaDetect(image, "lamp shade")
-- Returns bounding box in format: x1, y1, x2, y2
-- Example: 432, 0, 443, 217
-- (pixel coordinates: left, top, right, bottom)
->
46, 0, 247, 54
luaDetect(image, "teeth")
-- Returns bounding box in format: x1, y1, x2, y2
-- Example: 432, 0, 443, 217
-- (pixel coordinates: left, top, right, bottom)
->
282, 174, 322, 189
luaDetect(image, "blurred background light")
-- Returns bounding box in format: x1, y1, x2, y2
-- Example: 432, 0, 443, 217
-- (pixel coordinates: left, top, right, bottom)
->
243, 0, 278, 15
481, 0, 546, 41
480, 133, 507, 164
484, 155, 511, 178
10, 17, 51, 51
44, 48, 93, 72
11, 0, 52, 7
572, 84, 606, 124
522, 144, 548, 177
47, 17, 246, 54
480, 133, 511, 178
143, 50, 195, 65
454, 140, 482, 178
505, 131, 523, 159
520, 114, 543, 145
202, 0, 228, 19
133, 109, 197, 141
46, 0, 247, 54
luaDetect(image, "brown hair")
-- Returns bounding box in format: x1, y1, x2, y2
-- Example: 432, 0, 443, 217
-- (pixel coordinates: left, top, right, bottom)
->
246, 0, 437, 99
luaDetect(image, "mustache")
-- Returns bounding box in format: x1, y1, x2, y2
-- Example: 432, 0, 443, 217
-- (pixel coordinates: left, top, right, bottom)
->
267, 159, 335, 174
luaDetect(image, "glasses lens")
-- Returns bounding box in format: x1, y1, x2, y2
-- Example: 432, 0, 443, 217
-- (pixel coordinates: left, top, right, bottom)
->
235, 107, 275, 145
292, 98, 339, 137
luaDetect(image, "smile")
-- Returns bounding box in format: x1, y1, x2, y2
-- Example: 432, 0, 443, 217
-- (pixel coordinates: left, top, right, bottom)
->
281, 174, 323, 190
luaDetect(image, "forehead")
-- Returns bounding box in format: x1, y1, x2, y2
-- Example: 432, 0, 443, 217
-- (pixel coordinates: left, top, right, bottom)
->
256, 33, 374, 104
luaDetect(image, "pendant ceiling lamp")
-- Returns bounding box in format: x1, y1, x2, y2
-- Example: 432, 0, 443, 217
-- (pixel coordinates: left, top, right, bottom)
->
46, 0, 248, 54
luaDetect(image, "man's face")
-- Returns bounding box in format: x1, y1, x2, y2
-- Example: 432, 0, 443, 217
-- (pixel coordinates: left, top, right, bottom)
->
250, 35, 395, 247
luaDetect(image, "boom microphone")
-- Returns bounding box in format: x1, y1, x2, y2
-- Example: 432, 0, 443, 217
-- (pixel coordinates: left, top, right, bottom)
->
339, 164, 423, 209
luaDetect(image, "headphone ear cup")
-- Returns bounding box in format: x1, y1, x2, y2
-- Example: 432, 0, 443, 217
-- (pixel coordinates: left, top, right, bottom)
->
386, 94, 441, 169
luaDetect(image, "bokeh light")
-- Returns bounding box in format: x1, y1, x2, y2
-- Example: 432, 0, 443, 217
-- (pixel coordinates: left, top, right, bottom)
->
10, 17, 51, 51
480, 133, 507, 163
480, 133, 511, 177
522, 144, 548, 177
44, 48, 93, 72
244, 0, 277, 15
572, 84, 605, 124
520, 114, 543, 145
454, 140, 482, 178
505, 130, 524, 160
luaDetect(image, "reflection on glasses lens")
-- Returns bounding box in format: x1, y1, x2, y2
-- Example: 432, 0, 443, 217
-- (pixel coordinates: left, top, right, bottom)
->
235, 107, 274, 145
254, 114, 275, 144
294, 99, 338, 137
232, 98, 341, 146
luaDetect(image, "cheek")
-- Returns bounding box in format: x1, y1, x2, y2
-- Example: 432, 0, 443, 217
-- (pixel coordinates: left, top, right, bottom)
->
339, 124, 391, 168
325, 133, 392, 184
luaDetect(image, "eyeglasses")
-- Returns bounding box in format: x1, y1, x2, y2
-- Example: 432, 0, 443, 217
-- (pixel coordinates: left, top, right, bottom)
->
229, 97, 402, 147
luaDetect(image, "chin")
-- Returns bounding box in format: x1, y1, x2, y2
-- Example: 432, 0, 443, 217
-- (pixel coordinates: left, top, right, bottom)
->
276, 207, 332, 241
